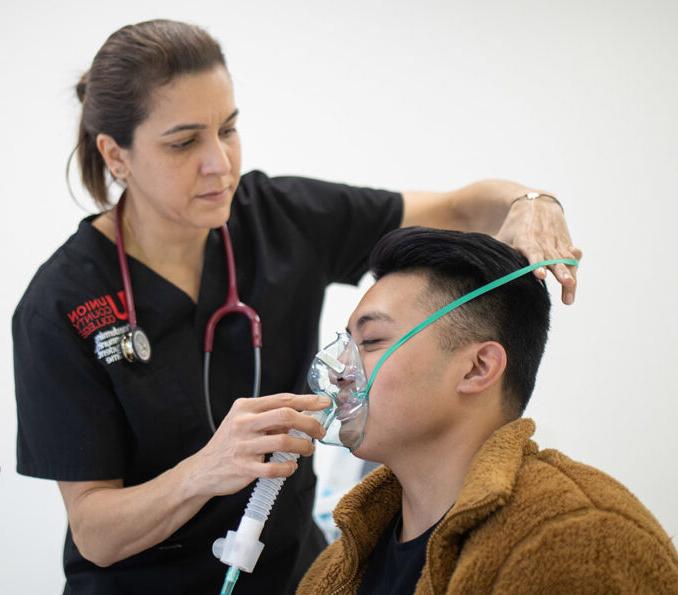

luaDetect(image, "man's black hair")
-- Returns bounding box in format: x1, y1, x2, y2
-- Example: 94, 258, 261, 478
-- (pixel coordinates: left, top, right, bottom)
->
369, 227, 551, 417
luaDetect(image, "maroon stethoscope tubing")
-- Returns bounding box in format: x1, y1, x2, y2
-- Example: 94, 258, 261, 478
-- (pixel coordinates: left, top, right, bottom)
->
115, 195, 262, 431
115, 195, 138, 330
204, 228, 262, 353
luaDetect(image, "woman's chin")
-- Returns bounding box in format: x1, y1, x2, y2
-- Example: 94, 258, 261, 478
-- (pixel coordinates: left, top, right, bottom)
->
191, 199, 233, 228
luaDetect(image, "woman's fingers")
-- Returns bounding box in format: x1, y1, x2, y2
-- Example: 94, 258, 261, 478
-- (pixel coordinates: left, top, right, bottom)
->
552, 263, 576, 304
518, 241, 579, 304
200, 393, 330, 492
249, 460, 299, 479
247, 407, 326, 440
541, 242, 582, 304
244, 434, 315, 457
235, 393, 330, 414
499, 199, 582, 304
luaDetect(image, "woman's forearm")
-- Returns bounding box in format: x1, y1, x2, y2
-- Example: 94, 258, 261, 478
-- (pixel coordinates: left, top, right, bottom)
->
450, 179, 538, 235
402, 179, 539, 235
60, 455, 209, 567
60, 393, 330, 568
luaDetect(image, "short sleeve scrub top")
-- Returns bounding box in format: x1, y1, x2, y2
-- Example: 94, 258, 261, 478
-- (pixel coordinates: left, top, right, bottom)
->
12, 170, 403, 595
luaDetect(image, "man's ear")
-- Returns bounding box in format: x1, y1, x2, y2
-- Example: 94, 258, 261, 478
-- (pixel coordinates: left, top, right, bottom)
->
96, 133, 130, 180
456, 341, 507, 396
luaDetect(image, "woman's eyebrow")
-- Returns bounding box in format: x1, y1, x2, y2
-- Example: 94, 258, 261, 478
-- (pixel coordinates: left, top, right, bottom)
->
161, 108, 239, 136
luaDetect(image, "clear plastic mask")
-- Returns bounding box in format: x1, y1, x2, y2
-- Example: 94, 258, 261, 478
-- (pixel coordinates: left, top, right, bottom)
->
307, 332, 369, 451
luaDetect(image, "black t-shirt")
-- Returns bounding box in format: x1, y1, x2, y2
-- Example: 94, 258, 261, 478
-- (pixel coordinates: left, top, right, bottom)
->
13, 170, 403, 595
357, 513, 440, 595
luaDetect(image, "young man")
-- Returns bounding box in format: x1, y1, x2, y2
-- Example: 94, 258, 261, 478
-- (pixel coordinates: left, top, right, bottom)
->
298, 228, 678, 594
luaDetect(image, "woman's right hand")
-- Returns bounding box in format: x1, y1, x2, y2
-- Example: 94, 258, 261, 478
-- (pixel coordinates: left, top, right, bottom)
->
58, 393, 330, 567
183, 393, 330, 498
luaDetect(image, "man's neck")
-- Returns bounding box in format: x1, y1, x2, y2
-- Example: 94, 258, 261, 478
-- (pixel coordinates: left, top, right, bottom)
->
389, 420, 503, 543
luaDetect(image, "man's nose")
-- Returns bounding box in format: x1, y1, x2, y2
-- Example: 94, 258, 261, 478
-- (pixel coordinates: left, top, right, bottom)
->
336, 374, 351, 390
332, 370, 357, 390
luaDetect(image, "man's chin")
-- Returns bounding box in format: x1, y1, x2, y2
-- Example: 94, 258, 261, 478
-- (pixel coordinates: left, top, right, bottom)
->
341, 431, 377, 462
349, 432, 388, 466
338, 423, 364, 454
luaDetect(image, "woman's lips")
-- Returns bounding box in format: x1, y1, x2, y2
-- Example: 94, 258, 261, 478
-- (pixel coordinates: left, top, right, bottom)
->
335, 393, 361, 421
196, 186, 231, 201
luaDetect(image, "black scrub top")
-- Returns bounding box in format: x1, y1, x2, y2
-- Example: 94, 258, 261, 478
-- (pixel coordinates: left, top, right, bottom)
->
13, 170, 403, 595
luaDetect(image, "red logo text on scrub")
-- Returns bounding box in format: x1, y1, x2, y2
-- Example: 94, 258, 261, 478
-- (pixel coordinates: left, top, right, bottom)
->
67, 291, 128, 339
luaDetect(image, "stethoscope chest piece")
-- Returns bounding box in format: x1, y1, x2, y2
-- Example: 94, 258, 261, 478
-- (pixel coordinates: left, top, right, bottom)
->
121, 327, 152, 363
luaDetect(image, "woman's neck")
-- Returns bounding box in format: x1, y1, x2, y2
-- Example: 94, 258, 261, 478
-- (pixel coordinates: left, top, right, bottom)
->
93, 194, 209, 302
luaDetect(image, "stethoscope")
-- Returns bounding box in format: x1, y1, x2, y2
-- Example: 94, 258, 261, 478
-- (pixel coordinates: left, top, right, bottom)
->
115, 194, 262, 433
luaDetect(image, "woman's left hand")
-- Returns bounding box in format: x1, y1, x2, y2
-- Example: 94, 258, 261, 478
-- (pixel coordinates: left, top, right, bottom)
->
495, 197, 582, 305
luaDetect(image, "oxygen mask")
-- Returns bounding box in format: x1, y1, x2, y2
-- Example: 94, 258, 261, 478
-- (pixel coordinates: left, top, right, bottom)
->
307, 332, 369, 451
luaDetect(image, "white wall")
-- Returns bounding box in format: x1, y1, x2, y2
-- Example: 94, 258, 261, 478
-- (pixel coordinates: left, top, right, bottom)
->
1, 0, 677, 591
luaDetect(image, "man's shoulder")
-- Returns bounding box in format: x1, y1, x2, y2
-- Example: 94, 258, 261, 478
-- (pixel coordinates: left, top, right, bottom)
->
450, 445, 678, 593
463, 439, 675, 565
509, 446, 671, 546
523, 448, 651, 516
466, 447, 678, 593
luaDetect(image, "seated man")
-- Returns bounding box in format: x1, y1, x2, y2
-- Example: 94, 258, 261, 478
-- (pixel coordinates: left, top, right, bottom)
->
298, 227, 678, 594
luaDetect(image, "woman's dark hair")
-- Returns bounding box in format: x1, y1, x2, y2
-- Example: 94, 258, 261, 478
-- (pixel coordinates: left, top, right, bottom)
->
73, 19, 226, 209
369, 227, 552, 418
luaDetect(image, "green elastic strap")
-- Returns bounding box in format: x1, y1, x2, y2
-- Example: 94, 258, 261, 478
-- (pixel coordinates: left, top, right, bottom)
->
362, 258, 579, 397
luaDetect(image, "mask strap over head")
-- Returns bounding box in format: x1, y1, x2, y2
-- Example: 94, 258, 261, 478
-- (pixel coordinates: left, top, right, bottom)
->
362, 257, 579, 398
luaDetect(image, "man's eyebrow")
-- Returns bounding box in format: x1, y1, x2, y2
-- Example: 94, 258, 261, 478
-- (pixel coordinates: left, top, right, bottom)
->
160, 108, 239, 136
346, 312, 394, 335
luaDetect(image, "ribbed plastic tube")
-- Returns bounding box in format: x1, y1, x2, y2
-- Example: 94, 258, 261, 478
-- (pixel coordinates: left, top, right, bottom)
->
213, 426, 321, 594
243, 430, 304, 522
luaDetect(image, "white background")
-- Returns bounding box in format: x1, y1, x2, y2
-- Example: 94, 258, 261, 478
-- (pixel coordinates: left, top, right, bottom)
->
1, 0, 677, 592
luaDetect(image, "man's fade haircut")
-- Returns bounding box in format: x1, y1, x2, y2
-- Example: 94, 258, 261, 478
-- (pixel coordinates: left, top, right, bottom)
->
368, 227, 551, 417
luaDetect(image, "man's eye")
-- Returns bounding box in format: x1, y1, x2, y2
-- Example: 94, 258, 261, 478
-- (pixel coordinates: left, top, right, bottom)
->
360, 339, 381, 347
171, 138, 195, 150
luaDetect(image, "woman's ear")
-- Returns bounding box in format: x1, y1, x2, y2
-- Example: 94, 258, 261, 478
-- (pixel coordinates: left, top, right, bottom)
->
456, 341, 507, 396
96, 133, 129, 180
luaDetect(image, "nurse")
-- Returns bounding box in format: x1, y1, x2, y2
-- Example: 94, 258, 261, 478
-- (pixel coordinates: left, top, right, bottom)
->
12, 19, 580, 595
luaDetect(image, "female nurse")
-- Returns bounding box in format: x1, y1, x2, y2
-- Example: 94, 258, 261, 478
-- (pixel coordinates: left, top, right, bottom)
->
12, 19, 581, 595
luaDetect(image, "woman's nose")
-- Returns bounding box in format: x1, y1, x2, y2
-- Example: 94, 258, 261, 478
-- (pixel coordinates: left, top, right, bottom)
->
200, 138, 233, 176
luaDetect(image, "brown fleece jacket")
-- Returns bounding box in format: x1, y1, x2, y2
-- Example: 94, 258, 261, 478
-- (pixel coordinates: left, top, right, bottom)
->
298, 419, 678, 594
